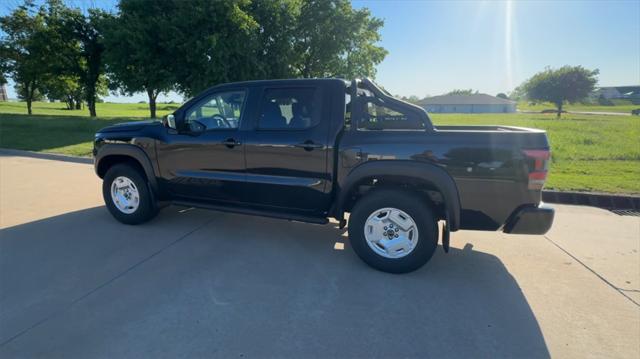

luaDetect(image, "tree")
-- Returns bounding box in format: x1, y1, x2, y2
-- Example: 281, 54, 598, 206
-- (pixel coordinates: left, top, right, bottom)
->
0, 1, 49, 114
447, 89, 477, 95
496, 93, 508, 99
67, 9, 111, 117
39, 0, 84, 110
509, 84, 526, 101
522, 65, 599, 118
0, 0, 84, 114
102, 0, 178, 118
244, 0, 300, 79
15, 81, 44, 102
163, 0, 260, 96
291, 0, 387, 78
37, 1, 110, 114
165, 0, 388, 96
41, 74, 83, 109
3, 0, 389, 113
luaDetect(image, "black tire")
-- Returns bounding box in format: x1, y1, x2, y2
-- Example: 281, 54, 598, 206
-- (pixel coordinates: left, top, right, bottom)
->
102, 163, 158, 225
349, 189, 439, 273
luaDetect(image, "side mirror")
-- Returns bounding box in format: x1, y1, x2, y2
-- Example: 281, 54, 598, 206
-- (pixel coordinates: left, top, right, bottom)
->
188, 120, 206, 134
163, 114, 177, 129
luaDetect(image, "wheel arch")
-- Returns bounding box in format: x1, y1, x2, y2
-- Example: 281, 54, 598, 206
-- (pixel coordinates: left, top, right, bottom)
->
335, 160, 461, 231
95, 144, 159, 193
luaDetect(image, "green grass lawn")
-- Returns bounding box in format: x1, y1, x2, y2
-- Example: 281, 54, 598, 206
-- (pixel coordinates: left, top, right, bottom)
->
0, 101, 177, 118
517, 99, 639, 114
0, 114, 141, 156
1, 101, 639, 194
0, 101, 175, 156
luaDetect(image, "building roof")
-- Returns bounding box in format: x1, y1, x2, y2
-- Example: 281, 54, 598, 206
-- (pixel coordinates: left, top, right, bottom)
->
418, 93, 516, 106
597, 86, 640, 93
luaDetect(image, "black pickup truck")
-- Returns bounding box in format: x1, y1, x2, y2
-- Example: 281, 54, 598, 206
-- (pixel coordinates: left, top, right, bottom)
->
94, 78, 554, 273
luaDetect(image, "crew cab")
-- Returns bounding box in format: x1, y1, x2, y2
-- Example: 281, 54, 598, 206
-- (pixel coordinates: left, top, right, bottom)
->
94, 78, 554, 273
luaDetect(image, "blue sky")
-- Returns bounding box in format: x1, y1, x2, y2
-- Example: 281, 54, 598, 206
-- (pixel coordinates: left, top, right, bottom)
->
2, 0, 639, 102
360, 0, 639, 98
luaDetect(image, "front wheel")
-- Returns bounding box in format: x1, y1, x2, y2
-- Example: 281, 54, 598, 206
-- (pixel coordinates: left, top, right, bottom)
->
102, 163, 158, 225
349, 189, 438, 273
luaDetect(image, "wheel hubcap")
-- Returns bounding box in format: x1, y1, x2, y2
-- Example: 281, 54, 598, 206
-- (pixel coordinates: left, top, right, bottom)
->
110, 176, 140, 214
364, 207, 419, 259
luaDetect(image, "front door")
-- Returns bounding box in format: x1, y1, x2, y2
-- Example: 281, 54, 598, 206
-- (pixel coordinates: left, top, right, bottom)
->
156, 90, 247, 203
243, 86, 332, 214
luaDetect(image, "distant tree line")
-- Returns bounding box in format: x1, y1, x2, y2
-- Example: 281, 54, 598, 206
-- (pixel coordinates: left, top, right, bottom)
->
0, 0, 387, 117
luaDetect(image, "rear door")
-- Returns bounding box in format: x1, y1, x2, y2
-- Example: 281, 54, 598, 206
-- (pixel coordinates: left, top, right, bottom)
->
243, 85, 332, 213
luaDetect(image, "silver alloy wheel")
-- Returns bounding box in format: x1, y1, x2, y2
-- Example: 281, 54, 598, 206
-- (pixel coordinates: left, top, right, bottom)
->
110, 176, 140, 214
363, 207, 419, 259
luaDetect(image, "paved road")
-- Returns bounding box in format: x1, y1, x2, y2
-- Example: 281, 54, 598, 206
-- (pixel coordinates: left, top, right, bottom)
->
1, 152, 639, 358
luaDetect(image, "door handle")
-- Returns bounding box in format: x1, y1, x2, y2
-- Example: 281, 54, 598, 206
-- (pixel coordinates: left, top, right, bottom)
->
294, 140, 323, 151
222, 138, 242, 148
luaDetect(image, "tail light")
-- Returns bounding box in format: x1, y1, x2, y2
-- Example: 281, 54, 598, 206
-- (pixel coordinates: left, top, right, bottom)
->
523, 149, 550, 190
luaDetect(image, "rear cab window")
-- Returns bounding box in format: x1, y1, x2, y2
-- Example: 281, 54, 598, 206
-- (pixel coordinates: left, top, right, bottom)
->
257, 87, 320, 130
349, 80, 429, 132
358, 99, 426, 131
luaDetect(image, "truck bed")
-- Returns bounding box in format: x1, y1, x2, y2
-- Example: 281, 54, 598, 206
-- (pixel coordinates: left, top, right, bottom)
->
434, 125, 545, 133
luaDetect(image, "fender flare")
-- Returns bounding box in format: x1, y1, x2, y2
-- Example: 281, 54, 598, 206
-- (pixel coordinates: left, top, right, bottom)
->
94, 144, 159, 193
336, 160, 461, 231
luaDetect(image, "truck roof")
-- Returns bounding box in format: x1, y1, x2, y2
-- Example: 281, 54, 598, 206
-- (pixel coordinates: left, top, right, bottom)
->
208, 78, 350, 90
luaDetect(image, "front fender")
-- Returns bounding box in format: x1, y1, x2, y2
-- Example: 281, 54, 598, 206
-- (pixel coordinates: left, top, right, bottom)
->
337, 160, 461, 231
94, 143, 159, 193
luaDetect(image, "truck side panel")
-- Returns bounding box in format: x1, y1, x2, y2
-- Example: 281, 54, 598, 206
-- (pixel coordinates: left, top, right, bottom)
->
337, 129, 549, 230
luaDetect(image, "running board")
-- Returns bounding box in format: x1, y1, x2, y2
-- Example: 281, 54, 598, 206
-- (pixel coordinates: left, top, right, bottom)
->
172, 200, 329, 225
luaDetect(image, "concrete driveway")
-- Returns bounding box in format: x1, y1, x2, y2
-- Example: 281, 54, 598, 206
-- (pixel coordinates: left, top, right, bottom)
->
1, 152, 638, 358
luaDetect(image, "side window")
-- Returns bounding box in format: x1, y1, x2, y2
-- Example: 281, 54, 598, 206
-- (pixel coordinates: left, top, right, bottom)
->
185, 91, 245, 130
358, 100, 425, 131
258, 88, 318, 130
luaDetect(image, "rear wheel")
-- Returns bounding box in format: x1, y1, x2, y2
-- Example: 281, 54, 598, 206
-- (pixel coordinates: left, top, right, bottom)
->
349, 189, 438, 273
102, 163, 158, 225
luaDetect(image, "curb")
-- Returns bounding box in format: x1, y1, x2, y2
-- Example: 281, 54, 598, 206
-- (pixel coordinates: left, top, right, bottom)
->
0, 148, 92, 165
542, 190, 640, 210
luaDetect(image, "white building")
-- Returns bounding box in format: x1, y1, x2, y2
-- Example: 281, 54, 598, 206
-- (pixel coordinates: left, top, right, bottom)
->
419, 93, 516, 113
594, 86, 640, 99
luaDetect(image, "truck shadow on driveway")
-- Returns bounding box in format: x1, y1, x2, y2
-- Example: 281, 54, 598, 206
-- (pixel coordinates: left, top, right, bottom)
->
0, 206, 549, 358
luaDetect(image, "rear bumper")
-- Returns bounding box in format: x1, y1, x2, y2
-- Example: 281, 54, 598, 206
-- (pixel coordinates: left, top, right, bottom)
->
503, 203, 554, 235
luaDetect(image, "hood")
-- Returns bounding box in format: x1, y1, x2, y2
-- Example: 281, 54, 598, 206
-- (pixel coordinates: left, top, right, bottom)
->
97, 120, 161, 133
